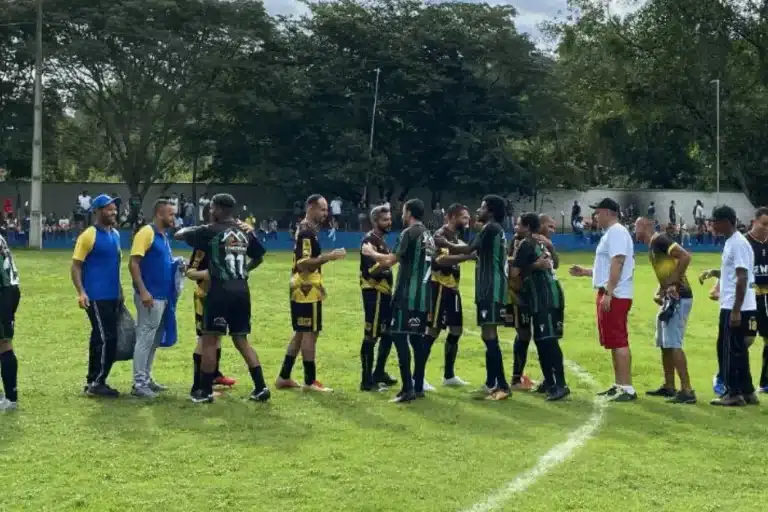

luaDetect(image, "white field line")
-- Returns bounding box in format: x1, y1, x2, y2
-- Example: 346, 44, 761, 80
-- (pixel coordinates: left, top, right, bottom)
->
459, 331, 607, 512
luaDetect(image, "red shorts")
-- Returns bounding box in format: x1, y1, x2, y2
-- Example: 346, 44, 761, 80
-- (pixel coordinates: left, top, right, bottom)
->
596, 290, 632, 349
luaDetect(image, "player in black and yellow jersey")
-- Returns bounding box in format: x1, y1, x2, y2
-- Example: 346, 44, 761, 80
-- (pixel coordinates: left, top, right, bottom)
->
747, 207, 768, 392
506, 227, 534, 391
277, 195, 346, 393
426, 204, 474, 388
359, 205, 398, 391
436, 195, 511, 401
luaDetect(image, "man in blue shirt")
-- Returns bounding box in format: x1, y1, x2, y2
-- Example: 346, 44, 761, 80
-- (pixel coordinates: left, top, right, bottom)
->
71, 194, 123, 398
129, 198, 176, 398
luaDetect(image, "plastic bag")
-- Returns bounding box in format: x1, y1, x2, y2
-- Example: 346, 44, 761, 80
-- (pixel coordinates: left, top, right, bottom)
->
115, 305, 137, 361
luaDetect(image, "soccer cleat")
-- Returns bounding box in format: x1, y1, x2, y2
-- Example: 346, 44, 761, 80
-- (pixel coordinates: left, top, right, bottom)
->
712, 374, 726, 396
423, 380, 436, 392
546, 386, 571, 402
214, 375, 237, 388
0, 399, 17, 412
666, 391, 697, 404
190, 389, 214, 403
374, 373, 398, 387
415, 390, 426, 399
532, 382, 549, 394
646, 386, 677, 398
303, 381, 333, 392
744, 393, 760, 406
390, 390, 416, 403
131, 386, 157, 399
148, 381, 168, 393
470, 385, 495, 399
249, 388, 271, 402
442, 376, 469, 387
360, 381, 379, 392
597, 385, 619, 397
511, 375, 534, 391
86, 383, 120, 398
710, 394, 746, 407
275, 377, 301, 390
486, 389, 511, 401
610, 390, 638, 402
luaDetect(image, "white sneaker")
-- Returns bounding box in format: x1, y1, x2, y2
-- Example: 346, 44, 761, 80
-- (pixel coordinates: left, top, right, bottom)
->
423, 380, 436, 392
0, 399, 18, 411
443, 376, 469, 387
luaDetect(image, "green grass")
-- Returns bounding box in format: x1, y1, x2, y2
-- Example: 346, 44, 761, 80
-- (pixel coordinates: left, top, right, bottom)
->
2, 250, 768, 512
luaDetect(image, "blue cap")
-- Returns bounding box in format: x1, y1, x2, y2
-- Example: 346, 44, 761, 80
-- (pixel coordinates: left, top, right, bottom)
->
90, 194, 116, 211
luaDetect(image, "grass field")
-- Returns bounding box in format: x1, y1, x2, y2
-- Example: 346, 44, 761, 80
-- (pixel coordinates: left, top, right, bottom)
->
2, 249, 768, 512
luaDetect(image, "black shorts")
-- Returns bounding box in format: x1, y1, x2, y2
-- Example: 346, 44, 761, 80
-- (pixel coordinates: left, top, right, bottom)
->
476, 301, 506, 326
504, 303, 530, 331
0, 286, 20, 341
202, 286, 251, 336
194, 293, 205, 337
362, 289, 391, 338
530, 310, 563, 342
428, 282, 463, 331
390, 308, 427, 335
291, 301, 323, 333
718, 309, 758, 344
757, 295, 768, 338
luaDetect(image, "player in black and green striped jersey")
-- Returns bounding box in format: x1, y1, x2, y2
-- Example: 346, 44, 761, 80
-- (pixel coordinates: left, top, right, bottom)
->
362, 199, 435, 403
436, 195, 511, 401
0, 232, 20, 411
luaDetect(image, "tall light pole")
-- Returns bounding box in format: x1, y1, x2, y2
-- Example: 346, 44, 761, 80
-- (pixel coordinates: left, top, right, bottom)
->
711, 79, 720, 205
363, 68, 381, 203
29, 0, 44, 249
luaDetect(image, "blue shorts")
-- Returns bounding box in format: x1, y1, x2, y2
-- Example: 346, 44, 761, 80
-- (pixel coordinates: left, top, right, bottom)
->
655, 298, 693, 349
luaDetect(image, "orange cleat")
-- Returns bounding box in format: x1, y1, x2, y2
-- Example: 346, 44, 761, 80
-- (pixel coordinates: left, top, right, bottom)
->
214, 375, 236, 387
303, 381, 333, 393
275, 377, 301, 389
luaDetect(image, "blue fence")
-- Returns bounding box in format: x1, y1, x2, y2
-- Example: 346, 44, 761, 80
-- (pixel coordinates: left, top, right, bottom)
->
5, 229, 727, 253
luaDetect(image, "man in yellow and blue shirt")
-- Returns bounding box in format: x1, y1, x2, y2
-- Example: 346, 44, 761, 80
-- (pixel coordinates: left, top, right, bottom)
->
71, 194, 123, 398
128, 198, 176, 398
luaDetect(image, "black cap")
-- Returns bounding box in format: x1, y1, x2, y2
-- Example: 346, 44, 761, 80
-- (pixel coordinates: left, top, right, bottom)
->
211, 193, 236, 209
589, 198, 620, 213
709, 205, 737, 225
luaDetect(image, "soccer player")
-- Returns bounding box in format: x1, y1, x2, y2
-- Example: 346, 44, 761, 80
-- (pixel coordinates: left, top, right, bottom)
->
510, 214, 569, 401
698, 271, 725, 395
570, 198, 636, 402
362, 198, 434, 403
708, 205, 759, 406
175, 193, 269, 403
277, 195, 346, 392
747, 208, 768, 392
427, 203, 474, 388
0, 232, 20, 411
359, 205, 398, 391
436, 195, 511, 401
71, 194, 123, 397
635, 217, 696, 404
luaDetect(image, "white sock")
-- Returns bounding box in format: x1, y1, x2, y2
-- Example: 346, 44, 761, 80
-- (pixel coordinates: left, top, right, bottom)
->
620, 385, 636, 395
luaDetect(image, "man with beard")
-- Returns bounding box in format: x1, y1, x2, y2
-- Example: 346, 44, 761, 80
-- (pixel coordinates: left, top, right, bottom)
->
362, 199, 434, 403
426, 204, 474, 388
276, 195, 346, 392
71, 194, 124, 397
634, 217, 696, 404
509, 213, 569, 401
359, 205, 398, 391
175, 194, 269, 403
436, 195, 511, 401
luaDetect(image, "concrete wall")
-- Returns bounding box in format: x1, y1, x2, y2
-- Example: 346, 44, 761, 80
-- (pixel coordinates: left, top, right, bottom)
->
0, 182, 756, 226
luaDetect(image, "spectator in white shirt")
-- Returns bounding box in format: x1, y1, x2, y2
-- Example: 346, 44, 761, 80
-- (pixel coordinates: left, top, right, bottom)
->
708, 205, 759, 406
570, 198, 637, 401
198, 193, 211, 224
78, 190, 92, 212
330, 197, 342, 228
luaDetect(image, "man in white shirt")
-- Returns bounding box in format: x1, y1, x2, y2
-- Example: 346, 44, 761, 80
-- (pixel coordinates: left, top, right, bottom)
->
78, 191, 92, 212
330, 197, 342, 228
198, 193, 211, 224
708, 205, 759, 406
570, 198, 637, 401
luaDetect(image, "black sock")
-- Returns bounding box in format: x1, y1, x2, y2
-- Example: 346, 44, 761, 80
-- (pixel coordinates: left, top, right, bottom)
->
761, 343, 768, 388
393, 334, 413, 393
279, 354, 296, 380
512, 334, 530, 383
192, 353, 202, 393
423, 334, 436, 366
484, 338, 508, 390
0, 350, 18, 402
201, 371, 216, 396
249, 365, 267, 391
410, 335, 426, 392
215, 348, 223, 378
303, 361, 316, 386
361, 339, 375, 385
534, 339, 554, 388
444, 334, 460, 380
550, 340, 567, 388
484, 351, 495, 388
374, 334, 393, 377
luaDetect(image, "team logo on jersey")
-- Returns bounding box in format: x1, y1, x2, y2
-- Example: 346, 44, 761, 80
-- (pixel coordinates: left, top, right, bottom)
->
408, 317, 422, 329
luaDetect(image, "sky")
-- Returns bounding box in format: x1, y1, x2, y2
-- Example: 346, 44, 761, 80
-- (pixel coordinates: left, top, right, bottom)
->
260, 0, 641, 43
